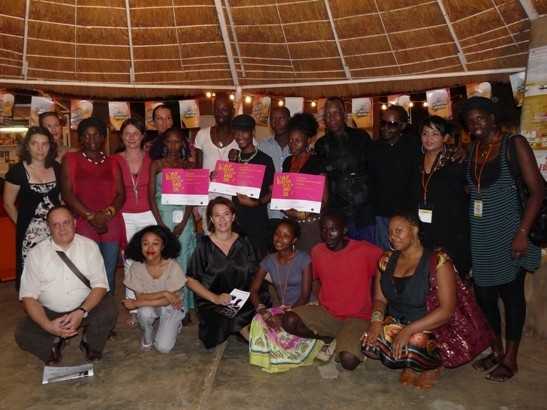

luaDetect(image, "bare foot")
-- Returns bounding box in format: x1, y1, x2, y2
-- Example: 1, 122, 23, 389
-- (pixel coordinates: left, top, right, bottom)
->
399, 368, 418, 385
414, 368, 441, 390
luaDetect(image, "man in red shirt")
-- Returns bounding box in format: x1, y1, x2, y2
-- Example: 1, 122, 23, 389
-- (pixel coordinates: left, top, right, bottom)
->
282, 211, 383, 370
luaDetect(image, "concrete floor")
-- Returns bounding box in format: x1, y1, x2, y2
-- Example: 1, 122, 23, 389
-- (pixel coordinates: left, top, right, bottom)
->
1, 281, 547, 410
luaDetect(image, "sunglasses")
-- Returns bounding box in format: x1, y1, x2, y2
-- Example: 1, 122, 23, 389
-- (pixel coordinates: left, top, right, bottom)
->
380, 120, 403, 128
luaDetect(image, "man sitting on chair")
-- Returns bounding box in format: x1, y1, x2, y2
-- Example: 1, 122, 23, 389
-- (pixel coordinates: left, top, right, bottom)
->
15, 205, 117, 364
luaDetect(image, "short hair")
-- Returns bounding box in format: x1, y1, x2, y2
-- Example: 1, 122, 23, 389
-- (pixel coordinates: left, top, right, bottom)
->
77, 117, 107, 139
325, 96, 346, 112
120, 115, 146, 136
390, 209, 423, 243
386, 105, 409, 124
46, 205, 74, 223
125, 225, 181, 262
38, 111, 60, 127
231, 114, 256, 132
421, 115, 450, 137
152, 104, 173, 122
19, 126, 57, 168
206, 196, 237, 233
149, 127, 190, 160
270, 106, 290, 119
287, 112, 319, 139
320, 209, 347, 228
459, 96, 497, 125
276, 218, 301, 240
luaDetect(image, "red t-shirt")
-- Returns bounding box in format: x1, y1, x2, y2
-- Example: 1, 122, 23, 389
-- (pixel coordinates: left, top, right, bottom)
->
311, 239, 383, 320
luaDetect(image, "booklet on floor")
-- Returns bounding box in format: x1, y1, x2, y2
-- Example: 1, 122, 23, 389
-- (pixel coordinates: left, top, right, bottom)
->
42, 363, 94, 384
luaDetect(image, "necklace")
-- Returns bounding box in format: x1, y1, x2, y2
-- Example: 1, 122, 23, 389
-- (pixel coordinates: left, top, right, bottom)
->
474, 143, 493, 194
238, 147, 258, 163
82, 151, 106, 165
277, 251, 296, 306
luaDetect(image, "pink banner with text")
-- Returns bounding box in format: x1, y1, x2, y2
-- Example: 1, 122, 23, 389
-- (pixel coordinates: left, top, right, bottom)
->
209, 161, 265, 198
271, 172, 325, 213
161, 168, 210, 206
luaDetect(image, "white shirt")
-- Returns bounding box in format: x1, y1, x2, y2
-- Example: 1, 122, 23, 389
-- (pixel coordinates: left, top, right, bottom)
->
19, 234, 109, 313
194, 127, 239, 172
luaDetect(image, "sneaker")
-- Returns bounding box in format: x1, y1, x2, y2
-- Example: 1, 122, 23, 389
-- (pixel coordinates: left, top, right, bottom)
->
140, 338, 153, 352
316, 340, 337, 362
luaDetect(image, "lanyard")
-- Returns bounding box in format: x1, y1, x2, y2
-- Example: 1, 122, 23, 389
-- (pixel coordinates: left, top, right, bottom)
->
473, 143, 493, 194
421, 152, 441, 203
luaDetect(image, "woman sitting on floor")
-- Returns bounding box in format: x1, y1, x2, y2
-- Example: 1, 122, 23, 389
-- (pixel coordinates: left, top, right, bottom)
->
362, 210, 456, 389
122, 225, 187, 353
248, 219, 323, 373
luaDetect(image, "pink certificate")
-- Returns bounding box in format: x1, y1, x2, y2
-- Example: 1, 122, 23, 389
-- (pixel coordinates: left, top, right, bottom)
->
270, 173, 325, 213
209, 161, 265, 199
161, 168, 210, 206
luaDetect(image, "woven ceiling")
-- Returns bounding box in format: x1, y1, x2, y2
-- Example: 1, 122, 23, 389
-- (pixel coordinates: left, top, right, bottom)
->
0, 0, 544, 99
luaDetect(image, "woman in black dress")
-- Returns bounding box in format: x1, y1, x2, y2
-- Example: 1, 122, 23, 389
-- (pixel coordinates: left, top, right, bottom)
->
415, 116, 471, 277
230, 114, 275, 259
3, 127, 61, 289
282, 113, 324, 252
187, 197, 263, 349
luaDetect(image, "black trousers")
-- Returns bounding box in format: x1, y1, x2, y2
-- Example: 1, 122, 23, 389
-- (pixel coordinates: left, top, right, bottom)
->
474, 273, 526, 342
15, 295, 118, 362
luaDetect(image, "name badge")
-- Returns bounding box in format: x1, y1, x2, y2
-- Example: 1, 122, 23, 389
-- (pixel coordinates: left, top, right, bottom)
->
473, 200, 483, 217
418, 208, 433, 224
172, 210, 184, 224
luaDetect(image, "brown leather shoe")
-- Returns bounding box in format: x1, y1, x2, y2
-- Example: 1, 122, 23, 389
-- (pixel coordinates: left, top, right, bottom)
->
45, 337, 65, 365
79, 340, 102, 362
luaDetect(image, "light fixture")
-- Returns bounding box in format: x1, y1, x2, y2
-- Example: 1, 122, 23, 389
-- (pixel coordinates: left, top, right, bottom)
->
212, 92, 216, 97
408, 101, 414, 108
381, 103, 388, 110
229, 93, 235, 101
310, 100, 317, 108
0, 126, 28, 133
277, 99, 284, 107
423, 101, 429, 108
205, 91, 212, 99
244, 95, 252, 104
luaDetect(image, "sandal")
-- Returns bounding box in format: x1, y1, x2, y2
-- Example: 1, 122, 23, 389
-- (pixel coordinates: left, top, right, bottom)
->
414, 368, 441, 390
485, 363, 515, 382
126, 313, 138, 328
472, 353, 500, 372
399, 368, 418, 386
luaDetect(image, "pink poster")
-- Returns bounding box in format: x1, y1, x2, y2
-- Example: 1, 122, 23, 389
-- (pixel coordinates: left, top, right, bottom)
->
270, 173, 325, 213
161, 168, 210, 206
209, 161, 265, 198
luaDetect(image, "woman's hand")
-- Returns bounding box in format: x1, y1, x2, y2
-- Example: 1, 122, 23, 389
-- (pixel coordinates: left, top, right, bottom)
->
122, 299, 139, 310
173, 222, 186, 238
362, 321, 383, 348
512, 230, 528, 259
392, 326, 414, 359
237, 194, 258, 207
214, 293, 232, 305
164, 291, 182, 309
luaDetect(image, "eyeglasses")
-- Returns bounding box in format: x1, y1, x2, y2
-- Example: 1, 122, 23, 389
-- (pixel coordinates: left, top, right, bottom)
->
380, 120, 403, 128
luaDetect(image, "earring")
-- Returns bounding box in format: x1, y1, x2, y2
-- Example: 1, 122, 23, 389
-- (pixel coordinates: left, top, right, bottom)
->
421, 145, 425, 154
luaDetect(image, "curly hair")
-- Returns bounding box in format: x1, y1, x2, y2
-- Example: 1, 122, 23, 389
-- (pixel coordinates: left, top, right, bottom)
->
77, 117, 107, 140
275, 218, 301, 240
19, 126, 57, 168
125, 225, 181, 262
287, 112, 319, 139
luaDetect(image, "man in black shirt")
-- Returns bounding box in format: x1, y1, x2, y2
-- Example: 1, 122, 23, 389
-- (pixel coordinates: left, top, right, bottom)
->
314, 97, 375, 242
368, 105, 421, 249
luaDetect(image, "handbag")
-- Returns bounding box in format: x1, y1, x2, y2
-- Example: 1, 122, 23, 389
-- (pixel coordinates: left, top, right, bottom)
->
506, 134, 547, 246
56, 251, 92, 289
426, 253, 494, 368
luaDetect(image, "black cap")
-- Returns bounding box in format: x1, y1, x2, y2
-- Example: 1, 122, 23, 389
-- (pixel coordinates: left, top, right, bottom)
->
460, 96, 496, 123
231, 114, 255, 131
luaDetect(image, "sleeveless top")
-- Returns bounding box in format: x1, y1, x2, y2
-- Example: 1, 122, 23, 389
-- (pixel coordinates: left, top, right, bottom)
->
466, 136, 540, 287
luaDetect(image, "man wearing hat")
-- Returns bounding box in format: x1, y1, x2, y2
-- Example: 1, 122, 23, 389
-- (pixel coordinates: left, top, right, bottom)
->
230, 114, 275, 259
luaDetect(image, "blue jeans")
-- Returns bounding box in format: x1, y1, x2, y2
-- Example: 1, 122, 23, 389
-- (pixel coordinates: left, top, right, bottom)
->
347, 220, 376, 243
98, 241, 119, 294
374, 216, 391, 250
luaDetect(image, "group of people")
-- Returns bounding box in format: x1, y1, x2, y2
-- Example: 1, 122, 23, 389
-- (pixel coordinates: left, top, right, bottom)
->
3, 94, 543, 387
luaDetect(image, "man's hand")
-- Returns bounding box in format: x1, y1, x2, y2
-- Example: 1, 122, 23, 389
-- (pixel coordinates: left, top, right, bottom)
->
59, 309, 85, 333
237, 194, 258, 207
46, 315, 79, 338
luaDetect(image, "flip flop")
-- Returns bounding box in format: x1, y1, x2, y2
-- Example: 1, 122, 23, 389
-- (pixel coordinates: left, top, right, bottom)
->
485, 363, 515, 382
472, 353, 500, 372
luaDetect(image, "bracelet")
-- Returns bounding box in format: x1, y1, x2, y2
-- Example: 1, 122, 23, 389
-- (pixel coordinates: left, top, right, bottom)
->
371, 310, 384, 323
84, 211, 95, 221
104, 206, 116, 217
519, 227, 527, 233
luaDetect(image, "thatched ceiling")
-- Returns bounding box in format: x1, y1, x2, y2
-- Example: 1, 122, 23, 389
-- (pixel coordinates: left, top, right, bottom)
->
0, 0, 544, 99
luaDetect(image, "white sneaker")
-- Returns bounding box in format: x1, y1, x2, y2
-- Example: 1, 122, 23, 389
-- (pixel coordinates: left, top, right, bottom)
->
140, 338, 153, 352
316, 340, 337, 362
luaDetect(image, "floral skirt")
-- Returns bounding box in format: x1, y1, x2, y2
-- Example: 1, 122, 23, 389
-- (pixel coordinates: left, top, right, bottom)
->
249, 307, 324, 373
363, 317, 441, 372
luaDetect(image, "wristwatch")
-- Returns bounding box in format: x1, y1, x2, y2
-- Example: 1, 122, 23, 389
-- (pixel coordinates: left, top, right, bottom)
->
77, 307, 89, 318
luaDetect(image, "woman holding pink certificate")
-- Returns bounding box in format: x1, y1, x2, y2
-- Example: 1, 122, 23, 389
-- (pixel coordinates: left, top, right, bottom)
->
282, 113, 324, 252
149, 127, 197, 317
230, 114, 275, 259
